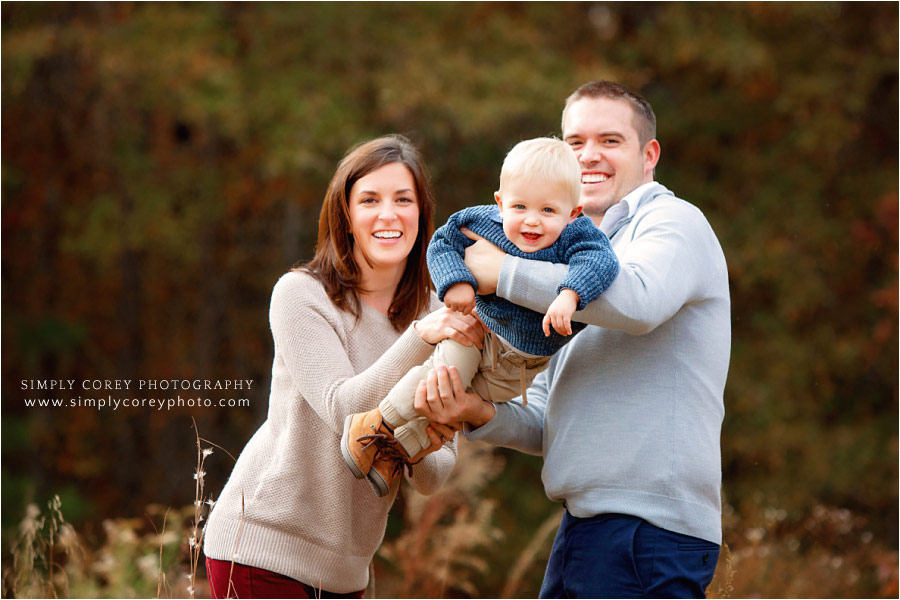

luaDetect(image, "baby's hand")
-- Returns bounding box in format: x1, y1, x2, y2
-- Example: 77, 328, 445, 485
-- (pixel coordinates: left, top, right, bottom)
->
542, 289, 580, 336
444, 282, 476, 315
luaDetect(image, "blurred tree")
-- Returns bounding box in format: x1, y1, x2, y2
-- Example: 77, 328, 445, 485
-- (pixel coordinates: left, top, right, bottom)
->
1, 2, 897, 596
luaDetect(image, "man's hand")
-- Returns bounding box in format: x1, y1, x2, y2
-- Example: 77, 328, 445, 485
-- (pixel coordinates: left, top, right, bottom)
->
543, 289, 579, 336
461, 228, 506, 295
443, 282, 476, 315
413, 365, 496, 429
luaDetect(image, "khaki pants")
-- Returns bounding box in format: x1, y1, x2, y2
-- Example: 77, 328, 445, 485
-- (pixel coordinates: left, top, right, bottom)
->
379, 331, 549, 456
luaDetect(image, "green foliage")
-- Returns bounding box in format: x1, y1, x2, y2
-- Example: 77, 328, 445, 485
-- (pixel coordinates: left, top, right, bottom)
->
1, 2, 897, 597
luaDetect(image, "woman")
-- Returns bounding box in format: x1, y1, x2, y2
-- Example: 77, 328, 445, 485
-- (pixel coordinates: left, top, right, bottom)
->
203, 135, 482, 598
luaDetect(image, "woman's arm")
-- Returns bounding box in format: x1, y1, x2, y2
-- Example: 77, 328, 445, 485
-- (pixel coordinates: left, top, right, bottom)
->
406, 435, 458, 495
270, 273, 481, 434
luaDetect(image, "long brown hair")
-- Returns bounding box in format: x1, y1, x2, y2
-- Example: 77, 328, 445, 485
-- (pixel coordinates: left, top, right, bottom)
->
298, 135, 435, 331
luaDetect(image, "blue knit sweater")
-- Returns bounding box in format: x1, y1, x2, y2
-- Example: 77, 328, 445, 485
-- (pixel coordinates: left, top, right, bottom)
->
427, 205, 619, 356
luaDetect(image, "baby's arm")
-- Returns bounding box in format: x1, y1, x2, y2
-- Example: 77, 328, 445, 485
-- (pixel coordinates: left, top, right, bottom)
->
427, 212, 478, 302
539, 218, 618, 336
542, 288, 580, 336
444, 282, 476, 315
556, 218, 619, 309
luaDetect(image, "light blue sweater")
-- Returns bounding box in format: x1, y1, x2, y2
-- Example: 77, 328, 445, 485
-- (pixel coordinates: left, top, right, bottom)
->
467, 183, 731, 544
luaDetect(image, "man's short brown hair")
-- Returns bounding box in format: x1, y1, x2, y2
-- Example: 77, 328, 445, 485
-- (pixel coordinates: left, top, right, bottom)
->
562, 80, 657, 147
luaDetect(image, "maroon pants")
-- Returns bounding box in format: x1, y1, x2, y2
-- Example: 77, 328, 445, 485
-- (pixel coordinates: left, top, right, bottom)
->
205, 557, 365, 599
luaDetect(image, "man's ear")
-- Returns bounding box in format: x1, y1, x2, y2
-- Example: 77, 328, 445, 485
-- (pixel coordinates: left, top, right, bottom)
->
643, 139, 661, 176
494, 191, 503, 210
569, 205, 583, 221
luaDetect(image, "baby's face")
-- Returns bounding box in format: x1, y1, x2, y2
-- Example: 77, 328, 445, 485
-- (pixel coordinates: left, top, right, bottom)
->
495, 178, 581, 253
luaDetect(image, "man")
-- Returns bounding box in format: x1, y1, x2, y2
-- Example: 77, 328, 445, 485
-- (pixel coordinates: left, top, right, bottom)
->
414, 80, 731, 598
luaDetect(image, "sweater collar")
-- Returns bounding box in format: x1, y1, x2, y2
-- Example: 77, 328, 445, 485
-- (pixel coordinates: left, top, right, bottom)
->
598, 181, 668, 238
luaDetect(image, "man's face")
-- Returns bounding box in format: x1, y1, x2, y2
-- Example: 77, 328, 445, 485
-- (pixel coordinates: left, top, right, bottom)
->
562, 97, 659, 221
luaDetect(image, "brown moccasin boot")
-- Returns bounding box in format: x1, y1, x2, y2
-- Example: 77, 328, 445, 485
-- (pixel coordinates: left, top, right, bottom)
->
340, 408, 390, 480
366, 439, 417, 497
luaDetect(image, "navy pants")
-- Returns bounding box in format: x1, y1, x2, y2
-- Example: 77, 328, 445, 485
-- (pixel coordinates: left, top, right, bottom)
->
539, 512, 719, 598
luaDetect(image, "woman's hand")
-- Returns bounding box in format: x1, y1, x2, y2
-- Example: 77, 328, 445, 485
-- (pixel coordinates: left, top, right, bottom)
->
413, 366, 496, 430
409, 421, 458, 462
414, 306, 484, 349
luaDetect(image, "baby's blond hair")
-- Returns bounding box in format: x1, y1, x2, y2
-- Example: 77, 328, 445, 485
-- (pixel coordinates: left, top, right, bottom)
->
499, 137, 581, 207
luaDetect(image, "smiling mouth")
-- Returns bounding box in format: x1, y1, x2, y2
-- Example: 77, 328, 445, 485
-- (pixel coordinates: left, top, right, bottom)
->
521, 232, 542, 242
373, 231, 402, 239
582, 173, 610, 184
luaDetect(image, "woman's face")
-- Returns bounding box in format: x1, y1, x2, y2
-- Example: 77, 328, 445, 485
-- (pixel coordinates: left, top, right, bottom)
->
348, 162, 420, 273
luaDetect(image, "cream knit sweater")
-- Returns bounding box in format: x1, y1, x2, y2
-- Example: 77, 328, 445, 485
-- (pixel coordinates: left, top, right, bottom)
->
204, 270, 456, 593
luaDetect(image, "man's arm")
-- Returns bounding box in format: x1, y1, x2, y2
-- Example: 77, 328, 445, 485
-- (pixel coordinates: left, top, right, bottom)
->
460, 231, 504, 294
471, 200, 719, 335
414, 365, 546, 455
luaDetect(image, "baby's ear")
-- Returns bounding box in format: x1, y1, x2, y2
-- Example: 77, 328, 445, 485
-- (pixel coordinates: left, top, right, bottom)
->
569, 206, 583, 221
494, 191, 503, 210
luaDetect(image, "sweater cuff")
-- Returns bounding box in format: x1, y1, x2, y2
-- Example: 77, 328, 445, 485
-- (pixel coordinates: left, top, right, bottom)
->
429, 251, 477, 300
407, 440, 457, 495
556, 284, 588, 311
496, 254, 520, 301
463, 401, 508, 443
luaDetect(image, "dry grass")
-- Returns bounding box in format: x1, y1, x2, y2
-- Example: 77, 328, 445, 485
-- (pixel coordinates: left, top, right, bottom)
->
715, 501, 899, 598
2, 495, 69, 598
1, 420, 231, 599
3, 431, 896, 599
1, 498, 199, 599
4, 492, 897, 599
187, 418, 218, 599
706, 542, 735, 599
500, 507, 563, 598
376, 439, 505, 598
